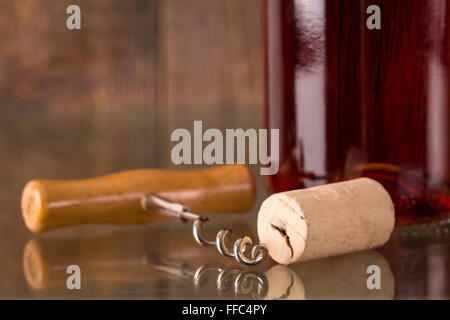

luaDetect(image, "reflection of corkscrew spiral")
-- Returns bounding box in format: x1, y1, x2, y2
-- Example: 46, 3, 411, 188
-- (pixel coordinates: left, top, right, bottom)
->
144, 253, 268, 299
193, 265, 268, 299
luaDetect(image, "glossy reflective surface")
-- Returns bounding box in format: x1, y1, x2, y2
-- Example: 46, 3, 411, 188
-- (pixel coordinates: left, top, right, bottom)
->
0, 0, 448, 300
1, 149, 449, 299
265, 0, 450, 225
16, 203, 450, 299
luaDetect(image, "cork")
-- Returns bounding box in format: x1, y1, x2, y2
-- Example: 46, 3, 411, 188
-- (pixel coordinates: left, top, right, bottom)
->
257, 178, 395, 265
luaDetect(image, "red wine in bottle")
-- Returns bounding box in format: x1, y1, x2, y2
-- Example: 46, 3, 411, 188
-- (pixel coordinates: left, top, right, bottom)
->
264, 0, 450, 225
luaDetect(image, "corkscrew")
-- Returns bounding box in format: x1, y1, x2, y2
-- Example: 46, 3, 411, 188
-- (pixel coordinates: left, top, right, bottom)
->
21, 165, 268, 266
141, 193, 268, 266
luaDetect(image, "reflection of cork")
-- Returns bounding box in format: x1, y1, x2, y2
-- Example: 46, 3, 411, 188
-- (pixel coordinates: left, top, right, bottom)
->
263, 264, 305, 300
258, 178, 395, 264
264, 250, 394, 300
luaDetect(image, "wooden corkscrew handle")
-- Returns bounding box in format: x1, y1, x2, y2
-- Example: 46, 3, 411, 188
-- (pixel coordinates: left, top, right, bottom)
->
21, 165, 255, 233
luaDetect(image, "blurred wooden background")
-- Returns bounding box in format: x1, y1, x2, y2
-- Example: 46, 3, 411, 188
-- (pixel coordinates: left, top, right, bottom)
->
0, 0, 264, 297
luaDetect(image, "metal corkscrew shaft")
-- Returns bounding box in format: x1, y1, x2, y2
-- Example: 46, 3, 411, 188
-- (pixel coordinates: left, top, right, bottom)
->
141, 193, 267, 266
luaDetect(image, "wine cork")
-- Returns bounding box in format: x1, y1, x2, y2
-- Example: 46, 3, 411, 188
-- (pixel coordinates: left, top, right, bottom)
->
257, 178, 395, 265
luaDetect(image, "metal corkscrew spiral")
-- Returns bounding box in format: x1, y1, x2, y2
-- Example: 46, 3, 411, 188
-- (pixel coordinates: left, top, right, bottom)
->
141, 193, 267, 266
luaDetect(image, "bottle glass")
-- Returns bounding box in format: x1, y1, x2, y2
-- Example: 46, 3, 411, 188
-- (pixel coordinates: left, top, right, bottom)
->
264, 0, 450, 225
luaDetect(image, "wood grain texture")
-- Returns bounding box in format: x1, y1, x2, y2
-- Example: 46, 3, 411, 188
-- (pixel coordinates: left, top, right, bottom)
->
22, 165, 255, 232
0, 0, 264, 297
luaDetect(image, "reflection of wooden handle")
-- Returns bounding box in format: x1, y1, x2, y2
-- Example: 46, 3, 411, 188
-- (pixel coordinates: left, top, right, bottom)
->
23, 221, 254, 291
22, 165, 255, 233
